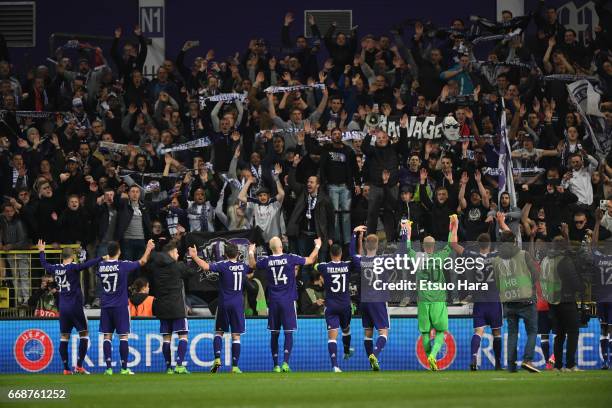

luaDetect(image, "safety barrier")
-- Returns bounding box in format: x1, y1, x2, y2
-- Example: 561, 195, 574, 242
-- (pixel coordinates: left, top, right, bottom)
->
1, 317, 605, 373
0, 245, 81, 314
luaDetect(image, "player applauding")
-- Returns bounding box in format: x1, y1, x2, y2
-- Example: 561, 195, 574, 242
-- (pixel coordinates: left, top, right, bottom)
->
248, 236, 321, 372
98, 240, 154, 375
38, 240, 104, 374
190, 243, 253, 374
315, 244, 356, 372
406, 215, 458, 371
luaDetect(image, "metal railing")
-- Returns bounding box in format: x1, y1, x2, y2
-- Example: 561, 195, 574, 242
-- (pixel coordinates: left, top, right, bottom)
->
0, 245, 81, 317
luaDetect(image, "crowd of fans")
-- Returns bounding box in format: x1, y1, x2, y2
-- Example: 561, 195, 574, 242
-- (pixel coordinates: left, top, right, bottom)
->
0, 1, 611, 313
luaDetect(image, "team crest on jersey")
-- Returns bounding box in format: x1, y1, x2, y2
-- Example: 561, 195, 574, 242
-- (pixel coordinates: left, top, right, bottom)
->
14, 329, 54, 372
196, 237, 251, 281
415, 330, 456, 370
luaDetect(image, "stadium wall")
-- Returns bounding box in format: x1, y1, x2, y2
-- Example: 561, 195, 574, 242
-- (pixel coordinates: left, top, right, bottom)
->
2, 317, 604, 373
5, 0, 496, 72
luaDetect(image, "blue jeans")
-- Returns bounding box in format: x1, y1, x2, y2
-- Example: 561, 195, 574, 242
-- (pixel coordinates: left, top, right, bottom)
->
120, 239, 146, 261
328, 184, 351, 244
504, 301, 538, 368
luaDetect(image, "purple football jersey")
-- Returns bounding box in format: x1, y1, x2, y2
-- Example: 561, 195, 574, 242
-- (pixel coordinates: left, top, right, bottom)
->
593, 250, 612, 302
209, 260, 250, 306
316, 261, 352, 308
97, 260, 140, 308
39, 252, 102, 311
463, 250, 499, 302
256, 253, 306, 302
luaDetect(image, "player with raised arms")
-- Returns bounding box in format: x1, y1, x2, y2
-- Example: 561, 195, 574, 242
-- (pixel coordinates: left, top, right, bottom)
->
248, 236, 321, 372
350, 225, 392, 371
314, 243, 356, 372
190, 243, 253, 374
38, 240, 104, 374
405, 215, 458, 371
450, 213, 506, 371
98, 239, 155, 375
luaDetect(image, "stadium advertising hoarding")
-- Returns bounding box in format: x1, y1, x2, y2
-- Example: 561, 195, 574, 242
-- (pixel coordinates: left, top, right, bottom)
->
2, 318, 604, 374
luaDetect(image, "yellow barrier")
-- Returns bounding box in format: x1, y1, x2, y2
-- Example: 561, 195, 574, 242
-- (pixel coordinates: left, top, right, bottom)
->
0, 245, 81, 311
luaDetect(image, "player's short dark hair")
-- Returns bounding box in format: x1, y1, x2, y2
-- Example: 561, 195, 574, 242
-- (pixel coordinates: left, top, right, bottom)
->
108, 241, 120, 257
477, 233, 491, 251
330, 244, 342, 257
311, 270, 322, 282
225, 243, 239, 259
500, 230, 516, 243
162, 242, 177, 254
477, 233, 491, 243
502, 9, 513, 17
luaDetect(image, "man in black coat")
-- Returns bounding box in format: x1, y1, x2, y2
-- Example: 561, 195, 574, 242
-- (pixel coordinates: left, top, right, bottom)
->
542, 236, 585, 371
287, 162, 334, 263
149, 242, 199, 374
361, 128, 408, 235
387, 183, 426, 242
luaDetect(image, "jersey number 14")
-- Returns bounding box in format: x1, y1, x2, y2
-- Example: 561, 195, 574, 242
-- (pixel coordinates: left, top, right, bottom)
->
271, 266, 288, 285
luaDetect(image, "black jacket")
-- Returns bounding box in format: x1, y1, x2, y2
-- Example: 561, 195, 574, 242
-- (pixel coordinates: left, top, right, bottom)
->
386, 191, 427, 241
150, 251, 196, 320
419, 181, 459, 241
115, 198, 153, 241
111, 34, 148, 83
85, 192, 117, 242
556, 254, 585, 303
287, 167, 335, 241
361, 129, 408, 186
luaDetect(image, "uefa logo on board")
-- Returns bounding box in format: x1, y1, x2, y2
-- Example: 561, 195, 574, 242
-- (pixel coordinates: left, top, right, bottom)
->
14, 329, 54, 372
415, 330, 457, 370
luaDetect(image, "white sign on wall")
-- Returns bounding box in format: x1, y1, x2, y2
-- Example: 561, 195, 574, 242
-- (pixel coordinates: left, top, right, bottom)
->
139, 0, 165, 78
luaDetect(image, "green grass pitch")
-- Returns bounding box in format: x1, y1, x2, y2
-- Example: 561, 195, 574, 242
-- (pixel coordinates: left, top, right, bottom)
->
1, 371, 611, 408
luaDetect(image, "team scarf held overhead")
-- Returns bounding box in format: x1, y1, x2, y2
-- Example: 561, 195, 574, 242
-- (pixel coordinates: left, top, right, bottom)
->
255, 128, 368, 142
1, 110, 67, 120
478, 60, 533, 70
543, 74, 600, 83
264, 83, 326, 93
482, 167, 545, 176
99, 141, 146, 155
471, 28, 523, 45
160, 137, 212, 154
198, 93, 246, 109
470, 14, 532, 35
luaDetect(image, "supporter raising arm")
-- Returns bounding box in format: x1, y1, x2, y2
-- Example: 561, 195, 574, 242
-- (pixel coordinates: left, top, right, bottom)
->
110, 25, 148, 82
